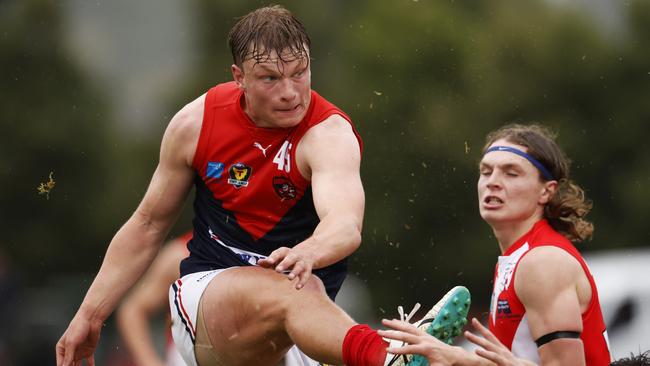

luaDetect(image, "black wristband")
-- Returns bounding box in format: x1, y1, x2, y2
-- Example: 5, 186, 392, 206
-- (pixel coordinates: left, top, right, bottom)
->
535, 331, 581, 347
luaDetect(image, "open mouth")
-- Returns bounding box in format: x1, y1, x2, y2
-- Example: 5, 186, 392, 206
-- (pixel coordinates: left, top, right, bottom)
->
484, 196, 504, 205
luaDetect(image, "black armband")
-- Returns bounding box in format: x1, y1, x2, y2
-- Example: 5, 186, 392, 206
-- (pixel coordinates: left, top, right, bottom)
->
535, 331, 581, 347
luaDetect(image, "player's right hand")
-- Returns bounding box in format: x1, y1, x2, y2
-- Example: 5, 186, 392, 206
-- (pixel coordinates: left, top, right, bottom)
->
55, 313, 102, 366
258, 246, 317, 290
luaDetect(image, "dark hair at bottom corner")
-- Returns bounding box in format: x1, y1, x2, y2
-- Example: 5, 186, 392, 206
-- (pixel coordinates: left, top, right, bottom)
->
610, 350, 650, 366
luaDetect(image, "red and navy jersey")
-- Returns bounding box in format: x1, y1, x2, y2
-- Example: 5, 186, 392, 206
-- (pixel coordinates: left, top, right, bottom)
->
180, 82, 362, 300
488, 220, 611, 365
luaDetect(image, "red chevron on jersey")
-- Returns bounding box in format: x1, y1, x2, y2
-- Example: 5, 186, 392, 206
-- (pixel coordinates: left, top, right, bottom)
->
488, 220, 611, 365
192, 81, 361, 240
181, 82, 361, 300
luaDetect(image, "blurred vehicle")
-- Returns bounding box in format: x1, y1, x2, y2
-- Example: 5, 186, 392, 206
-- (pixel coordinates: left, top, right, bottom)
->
585, 248, 650, 359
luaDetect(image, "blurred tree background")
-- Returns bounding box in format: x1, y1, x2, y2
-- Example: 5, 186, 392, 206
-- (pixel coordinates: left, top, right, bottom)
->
1, 0, 649, 364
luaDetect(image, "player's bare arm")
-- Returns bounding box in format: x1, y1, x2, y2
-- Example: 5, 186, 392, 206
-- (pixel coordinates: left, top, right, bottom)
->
515, 246, 589, 366
258, 114, 364, 289
116, 237, 188, 366
55, 95, 203, 366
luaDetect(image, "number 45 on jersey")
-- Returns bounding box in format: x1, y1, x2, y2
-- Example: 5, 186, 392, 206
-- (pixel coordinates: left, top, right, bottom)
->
273, 140, 292, 173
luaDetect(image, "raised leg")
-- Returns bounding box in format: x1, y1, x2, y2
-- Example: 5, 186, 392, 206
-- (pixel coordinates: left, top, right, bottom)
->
195, 266, 356, 366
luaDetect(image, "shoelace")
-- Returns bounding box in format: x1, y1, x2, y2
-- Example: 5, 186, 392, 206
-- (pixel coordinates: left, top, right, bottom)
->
397, 303, 421, 324
384, 303, 422, 343
384, 303, 422, 365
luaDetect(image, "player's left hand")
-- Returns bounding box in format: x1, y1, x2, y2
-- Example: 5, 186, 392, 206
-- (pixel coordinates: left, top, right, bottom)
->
258, 246, 316, 290
378, 319, 463, 366
465, 318, 537, 366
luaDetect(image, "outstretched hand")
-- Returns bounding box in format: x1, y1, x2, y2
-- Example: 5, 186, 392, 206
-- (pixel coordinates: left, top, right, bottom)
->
465, 318, 537, 366
378, 319, 461, 366
258, 246, 316, 290
55, 314, 102, 366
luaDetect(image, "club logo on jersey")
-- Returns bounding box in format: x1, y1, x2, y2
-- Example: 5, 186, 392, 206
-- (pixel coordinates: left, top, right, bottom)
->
227, 163, 252, 188
206, 161, 224, 178
273, 176, 296, 200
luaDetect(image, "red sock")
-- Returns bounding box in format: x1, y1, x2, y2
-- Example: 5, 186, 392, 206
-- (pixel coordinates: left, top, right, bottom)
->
342, 324, 388, 366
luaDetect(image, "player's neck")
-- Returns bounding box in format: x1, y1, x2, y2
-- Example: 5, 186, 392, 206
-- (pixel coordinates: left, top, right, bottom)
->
492, 216, 541, 254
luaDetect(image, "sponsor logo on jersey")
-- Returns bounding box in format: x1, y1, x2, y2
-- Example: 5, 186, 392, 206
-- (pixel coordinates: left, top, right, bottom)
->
208, 228, 266, 265
237, 252, 264, 265
253, 142, 272, 157
273, 176, 296, 200
227, 163, 252, 188
497, 299, 512, 315
206, 161, 224, 178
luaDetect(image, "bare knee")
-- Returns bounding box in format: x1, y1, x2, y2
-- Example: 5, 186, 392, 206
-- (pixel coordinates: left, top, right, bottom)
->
201, 268, 330, 326
299, 274, 326, 294
258, 271, 328, 316
204, 268, 322, 313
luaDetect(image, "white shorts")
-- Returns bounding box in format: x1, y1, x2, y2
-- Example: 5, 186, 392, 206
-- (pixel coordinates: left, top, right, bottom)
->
168, 269, 321, 366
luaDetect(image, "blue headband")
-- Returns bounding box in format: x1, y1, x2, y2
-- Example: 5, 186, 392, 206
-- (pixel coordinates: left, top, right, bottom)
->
485, 145, 554, 181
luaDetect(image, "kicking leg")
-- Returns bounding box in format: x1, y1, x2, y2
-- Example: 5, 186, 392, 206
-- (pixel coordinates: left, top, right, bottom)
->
196, 266, 356, 365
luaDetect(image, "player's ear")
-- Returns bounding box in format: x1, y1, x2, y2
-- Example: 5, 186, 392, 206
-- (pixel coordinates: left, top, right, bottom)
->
539, 180, 557, 205
231, 64, 245, 90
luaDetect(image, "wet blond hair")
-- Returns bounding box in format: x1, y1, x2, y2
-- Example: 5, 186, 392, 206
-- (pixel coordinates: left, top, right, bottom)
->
228, 5, 310, 67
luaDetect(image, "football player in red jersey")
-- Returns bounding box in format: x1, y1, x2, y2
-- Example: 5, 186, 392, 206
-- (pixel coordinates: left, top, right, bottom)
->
380, 124, 612, 366
55, 5, 468, 366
